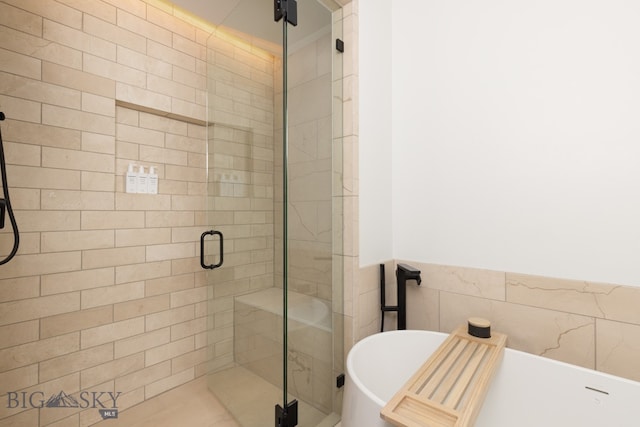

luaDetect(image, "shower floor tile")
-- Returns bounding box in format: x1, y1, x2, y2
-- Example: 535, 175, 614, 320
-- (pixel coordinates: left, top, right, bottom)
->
208, 365, 334, 427
92, 367, 339, 427
92, 376, 239, 427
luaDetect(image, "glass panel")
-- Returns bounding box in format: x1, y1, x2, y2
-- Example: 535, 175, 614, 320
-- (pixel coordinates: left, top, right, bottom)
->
205, 2, 343, 426
278, 2, 344, 425
205, 20, 280, 425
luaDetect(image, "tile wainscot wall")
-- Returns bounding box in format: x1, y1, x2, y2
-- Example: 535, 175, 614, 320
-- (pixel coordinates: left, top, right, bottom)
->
356, 260, 640, 383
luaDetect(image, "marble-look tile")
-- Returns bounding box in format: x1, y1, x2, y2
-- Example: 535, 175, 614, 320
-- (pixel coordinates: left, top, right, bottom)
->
333, 313, 345, 373
415, 262, 506, 301
342, 136, 358, 197
289, 323, 332, 363
406, 285, 439, 332
313, 357, 333, 413
358, 262, 381, 295
596, 319, 640, 382
344, 257, 357, 323
356, 261, 411, 336
93, 376, 238, 427
440, 292, 595, 369
507, 273, 640, 324
343, 314, 354, 357
234, 293, 336, 415
357, 288, 380, 340
288, 349, 313, 403
342, 195, 358, 257
208, 366, 329, 427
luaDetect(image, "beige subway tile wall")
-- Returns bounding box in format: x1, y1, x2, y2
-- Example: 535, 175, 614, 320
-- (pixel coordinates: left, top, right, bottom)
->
0, 0, 275, 425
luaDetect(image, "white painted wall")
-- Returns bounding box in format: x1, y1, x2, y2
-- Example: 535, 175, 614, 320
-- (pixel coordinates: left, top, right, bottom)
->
359, 0, 394, 264
361, 0, 640, 285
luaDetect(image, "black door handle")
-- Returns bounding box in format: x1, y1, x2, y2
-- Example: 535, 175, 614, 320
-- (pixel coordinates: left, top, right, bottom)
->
200, 230, 223, 269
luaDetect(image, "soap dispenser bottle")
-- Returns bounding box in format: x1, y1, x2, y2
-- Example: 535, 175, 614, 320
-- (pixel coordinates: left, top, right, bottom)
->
137, 165, 148, 194
148, 166, 158, 194
126, 164, 137, 193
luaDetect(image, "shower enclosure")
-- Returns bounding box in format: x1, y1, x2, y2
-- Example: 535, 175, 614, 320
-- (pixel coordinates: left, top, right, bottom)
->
202, 1, 344, 425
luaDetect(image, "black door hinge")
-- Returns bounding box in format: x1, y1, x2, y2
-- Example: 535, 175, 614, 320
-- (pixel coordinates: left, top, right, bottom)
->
274, 0, 298, 26
336, 373, 345, 388
275, 399, 298, 427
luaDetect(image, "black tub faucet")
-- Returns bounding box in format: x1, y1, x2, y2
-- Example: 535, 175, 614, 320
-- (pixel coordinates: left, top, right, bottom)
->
380, 263, 422, 331
396, 263, 422, 330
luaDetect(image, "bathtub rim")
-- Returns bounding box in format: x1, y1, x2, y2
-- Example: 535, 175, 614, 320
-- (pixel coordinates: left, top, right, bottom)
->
346, 329, 448, 408
346, 328, 640, 409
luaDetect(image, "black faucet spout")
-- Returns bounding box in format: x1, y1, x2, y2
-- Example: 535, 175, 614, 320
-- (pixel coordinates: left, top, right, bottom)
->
397, 263, 422, 285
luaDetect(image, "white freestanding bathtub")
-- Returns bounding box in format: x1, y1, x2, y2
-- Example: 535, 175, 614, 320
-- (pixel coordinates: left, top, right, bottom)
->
343, 330, 640, 427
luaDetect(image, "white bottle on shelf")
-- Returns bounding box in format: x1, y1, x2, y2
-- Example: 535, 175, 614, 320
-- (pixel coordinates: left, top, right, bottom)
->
148, 166, 158, 194
137, 165, 148, 194
126, 164, 137, 193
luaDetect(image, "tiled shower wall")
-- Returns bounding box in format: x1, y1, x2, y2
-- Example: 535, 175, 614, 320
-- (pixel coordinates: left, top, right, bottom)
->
275, 30, 334, 301
357, 261, 640, 384
204, 7, 278, 374
0, 0, 269, 425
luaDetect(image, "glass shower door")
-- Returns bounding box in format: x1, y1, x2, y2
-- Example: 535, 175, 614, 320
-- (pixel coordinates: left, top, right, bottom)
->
276, 2, 295, 424
277, 1, 343, 426
204, 1, 343, 426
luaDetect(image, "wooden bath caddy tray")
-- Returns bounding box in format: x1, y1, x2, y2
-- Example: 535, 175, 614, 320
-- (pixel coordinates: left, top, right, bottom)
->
380, 324, 507, 427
